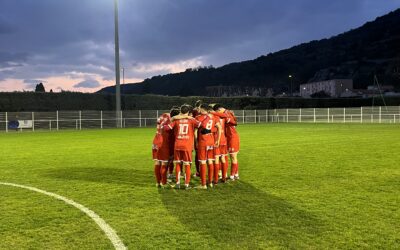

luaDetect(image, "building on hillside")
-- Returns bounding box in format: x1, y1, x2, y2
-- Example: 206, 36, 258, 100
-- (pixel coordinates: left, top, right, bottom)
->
205, 85, 274, 97
300, 79, 353, 98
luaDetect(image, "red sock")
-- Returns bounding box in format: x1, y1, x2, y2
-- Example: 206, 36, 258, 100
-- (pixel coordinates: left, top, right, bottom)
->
185, 165, 191, 185
225, 155, 229, 177
214, 163, 220, 184
175, 163, 181, 184
200, 164, 207, 186
160, 165, 167, 185
208, 163, 214, 184
231, 163, 238, 176
235, 162, 239, 176
154, 164, 161, 184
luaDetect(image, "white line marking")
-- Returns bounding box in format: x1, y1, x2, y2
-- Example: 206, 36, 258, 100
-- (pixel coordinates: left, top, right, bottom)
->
0, 182, 127, 250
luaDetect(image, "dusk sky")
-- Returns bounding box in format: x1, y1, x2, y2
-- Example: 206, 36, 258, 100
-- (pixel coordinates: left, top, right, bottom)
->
0, 0, 399, 92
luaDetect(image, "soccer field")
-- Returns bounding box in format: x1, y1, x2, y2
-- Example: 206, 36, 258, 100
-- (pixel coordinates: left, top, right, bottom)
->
0, 124, 399, 249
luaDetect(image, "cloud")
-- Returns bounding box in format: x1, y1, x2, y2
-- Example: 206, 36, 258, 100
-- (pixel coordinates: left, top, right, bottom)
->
23, 79, 46, 84
0, 51, 28, 67
129, 57, 204, 78
0, 79, 27, 91
73, 79, 101, 88
0, 15, 16, 34
1, 0, 400, 92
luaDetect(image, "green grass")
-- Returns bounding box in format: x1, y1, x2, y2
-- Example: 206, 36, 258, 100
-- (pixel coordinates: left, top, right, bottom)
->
0, 124, 399, 249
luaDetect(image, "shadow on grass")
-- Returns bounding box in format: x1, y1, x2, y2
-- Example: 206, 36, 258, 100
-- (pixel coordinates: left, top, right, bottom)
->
160, 181, 325, 248
43, 168, 325, 247
42, 167, 152, 187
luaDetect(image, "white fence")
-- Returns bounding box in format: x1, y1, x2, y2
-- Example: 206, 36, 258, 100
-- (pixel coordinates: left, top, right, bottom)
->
0, 106, 399, 132
267, 106, 400, 124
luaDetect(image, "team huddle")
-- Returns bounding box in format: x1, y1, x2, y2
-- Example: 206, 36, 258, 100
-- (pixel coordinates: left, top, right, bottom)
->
152, 101, 240, 189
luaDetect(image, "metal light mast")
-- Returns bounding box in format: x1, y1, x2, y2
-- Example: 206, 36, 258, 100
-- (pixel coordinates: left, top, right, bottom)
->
114, 0, 121, 127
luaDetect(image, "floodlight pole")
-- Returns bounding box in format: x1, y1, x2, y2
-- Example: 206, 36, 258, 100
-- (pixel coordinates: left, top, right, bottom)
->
114, 0, 121, 127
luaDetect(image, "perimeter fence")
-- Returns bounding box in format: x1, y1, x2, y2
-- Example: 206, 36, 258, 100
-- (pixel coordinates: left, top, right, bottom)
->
0, 106, 399, 132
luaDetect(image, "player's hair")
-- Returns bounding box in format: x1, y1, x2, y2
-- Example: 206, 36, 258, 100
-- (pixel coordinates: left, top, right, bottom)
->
199, 103, 210, 112
170, 106, 180, 117
212, 103, 224, 111
180, 104, 191, 114
194, 100, 203, 108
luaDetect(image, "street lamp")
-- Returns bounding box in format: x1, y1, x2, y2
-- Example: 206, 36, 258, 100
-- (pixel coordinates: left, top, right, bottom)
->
288, 75, 293, 96
340, 83, 343, 98
114, 0, 121, 127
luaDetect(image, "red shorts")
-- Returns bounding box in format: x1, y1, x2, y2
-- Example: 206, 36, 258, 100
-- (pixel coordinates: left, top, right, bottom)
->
152, 144, 159, 161
228, 137, 240, 154
174, 150, 192, 165
215, 145, 228, 157
214, 146, 220, 157
197, 146, 214, 162
157, 146, 171, 163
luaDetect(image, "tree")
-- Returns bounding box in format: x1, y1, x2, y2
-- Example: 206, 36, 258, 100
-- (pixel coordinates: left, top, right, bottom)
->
35, 82, 46, 92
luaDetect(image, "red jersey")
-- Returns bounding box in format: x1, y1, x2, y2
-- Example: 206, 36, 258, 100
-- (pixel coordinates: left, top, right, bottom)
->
167, 118, 201, 151
212, 110, 238, 139
152, 113, 170, 148
224, 110, 238, 139
160, 114, 173, 152
214, 116, 227, 146
195, 114, 215, 147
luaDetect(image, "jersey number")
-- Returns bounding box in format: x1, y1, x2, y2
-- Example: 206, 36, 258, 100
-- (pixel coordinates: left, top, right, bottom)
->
205, 120, 213, 130
179, 124, 189, 135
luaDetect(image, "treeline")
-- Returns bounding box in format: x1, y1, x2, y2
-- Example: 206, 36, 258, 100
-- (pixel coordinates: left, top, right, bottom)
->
0, 92, 399, 112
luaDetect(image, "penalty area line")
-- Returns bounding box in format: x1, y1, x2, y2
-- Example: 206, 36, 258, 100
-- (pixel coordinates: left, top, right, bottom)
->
0, 182, 127, 250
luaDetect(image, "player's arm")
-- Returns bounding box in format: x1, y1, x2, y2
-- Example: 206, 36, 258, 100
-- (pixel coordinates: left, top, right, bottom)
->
171, 114, 192, 121
192, 119, 201, 148
211, 111, 228, 118
215, 122, 222, 147
225, 111, 237, 126
211, 111, 237, 126
194, 128, 198, 148
162, 121, 174, 131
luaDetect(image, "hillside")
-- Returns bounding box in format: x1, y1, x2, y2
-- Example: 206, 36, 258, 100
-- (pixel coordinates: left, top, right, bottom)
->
99, 9, 400, 96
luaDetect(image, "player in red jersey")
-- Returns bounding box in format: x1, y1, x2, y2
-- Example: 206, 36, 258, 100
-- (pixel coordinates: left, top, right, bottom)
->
165, 106, 180, 181
152, 112, 170, 187
192, 100, 202, 118
212, 104, 240, 180
210, 104, 229, 183
195, 104, 222, 189
164, 104, 201, 189
191, 100, 203, 177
